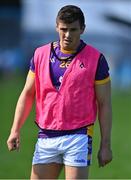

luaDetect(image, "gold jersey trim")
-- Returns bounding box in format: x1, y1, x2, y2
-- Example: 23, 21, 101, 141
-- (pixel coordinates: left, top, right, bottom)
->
87, 125, 94, 137
60, 48, 76, 54
28, 70, 35, 77
95, 76, 110, 85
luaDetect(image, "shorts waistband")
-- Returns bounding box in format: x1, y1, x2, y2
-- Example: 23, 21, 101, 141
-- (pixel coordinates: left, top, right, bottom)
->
38, 127, 88, 138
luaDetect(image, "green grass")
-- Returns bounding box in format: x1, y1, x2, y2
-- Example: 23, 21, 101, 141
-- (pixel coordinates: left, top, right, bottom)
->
89, 90, 131, 179
0, 75, 131, 179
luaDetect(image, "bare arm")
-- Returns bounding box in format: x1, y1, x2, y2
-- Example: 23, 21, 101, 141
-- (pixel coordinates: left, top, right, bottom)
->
7, 71, 35, 151
95, 80, 113, 167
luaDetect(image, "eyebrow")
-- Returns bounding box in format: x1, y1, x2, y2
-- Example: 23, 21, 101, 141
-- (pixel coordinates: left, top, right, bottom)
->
60, 27, 78, 31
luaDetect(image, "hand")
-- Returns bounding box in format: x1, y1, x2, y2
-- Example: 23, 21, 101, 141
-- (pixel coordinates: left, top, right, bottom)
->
97, 146, 112, 167
7, 132, 20, 151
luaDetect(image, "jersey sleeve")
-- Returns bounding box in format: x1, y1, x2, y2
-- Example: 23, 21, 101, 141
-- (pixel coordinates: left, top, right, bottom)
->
95, 54, 110, 85
29, 57, 35, 76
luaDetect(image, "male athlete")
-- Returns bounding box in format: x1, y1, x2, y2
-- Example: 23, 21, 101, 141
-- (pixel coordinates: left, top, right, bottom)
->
7, 5, 112, 179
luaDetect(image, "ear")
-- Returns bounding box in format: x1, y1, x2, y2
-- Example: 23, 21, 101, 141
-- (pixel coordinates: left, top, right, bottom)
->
56, 24, 59, 32
80, 24, 86, 34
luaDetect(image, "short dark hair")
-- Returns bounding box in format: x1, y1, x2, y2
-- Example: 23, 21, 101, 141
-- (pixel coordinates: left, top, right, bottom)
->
56, 5, 85, 28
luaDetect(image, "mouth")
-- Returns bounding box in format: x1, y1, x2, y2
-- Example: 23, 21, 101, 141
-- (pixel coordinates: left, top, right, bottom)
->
64, 39, 72, 45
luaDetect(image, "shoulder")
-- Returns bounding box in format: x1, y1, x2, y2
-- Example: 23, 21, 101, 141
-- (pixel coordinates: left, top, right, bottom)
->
33, 43, 52, 63
97, 54, 109, 69
85, 44, 101, 55
35, 43, 51, 54
95, 54, 110, 84
81, 44, 101, 62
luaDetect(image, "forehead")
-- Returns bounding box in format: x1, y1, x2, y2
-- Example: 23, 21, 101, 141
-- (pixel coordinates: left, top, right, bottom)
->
57, 20, 81, 28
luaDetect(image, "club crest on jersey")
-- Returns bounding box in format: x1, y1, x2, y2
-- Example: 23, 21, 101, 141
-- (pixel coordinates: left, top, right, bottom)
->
59, 76, 63, 83
50, 58, 55, 63
80, 62, 84, 68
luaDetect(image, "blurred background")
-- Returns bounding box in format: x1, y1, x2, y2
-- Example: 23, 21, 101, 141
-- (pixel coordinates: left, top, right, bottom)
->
0, 0, 131, 179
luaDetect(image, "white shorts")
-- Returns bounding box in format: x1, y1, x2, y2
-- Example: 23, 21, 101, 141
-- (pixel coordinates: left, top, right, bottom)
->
32, 134, 92, 167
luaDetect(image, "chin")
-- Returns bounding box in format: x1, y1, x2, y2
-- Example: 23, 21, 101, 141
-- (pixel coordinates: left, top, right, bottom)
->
63, 44, 71, 50
65, 47, 72, 51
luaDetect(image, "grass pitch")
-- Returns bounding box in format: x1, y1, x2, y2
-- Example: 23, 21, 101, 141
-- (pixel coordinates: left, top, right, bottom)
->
0, 75, 131, 179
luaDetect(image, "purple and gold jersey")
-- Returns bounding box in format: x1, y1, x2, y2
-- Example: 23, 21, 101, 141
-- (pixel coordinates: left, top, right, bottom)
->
29, 40, 110, 138
29, 40, 110, 88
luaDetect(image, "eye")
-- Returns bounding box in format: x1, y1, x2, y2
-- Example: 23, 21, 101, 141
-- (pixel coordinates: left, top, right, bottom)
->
60, 28, 67, 32
71, 28, 77, 32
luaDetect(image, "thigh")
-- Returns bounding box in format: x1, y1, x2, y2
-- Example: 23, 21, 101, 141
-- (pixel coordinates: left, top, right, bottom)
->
32, 138, 63, 165
65, 165, 89, 179
30, 163, 63, 179
63, 134, 92, 167
62, 134, 92, 179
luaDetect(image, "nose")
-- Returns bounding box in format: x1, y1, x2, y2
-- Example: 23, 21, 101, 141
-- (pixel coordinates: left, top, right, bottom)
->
65, 31, 71, 38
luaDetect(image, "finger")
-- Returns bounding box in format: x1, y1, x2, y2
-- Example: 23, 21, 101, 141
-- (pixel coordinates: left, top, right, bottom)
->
16, 140, 20, 151
7, 139, 19, 151
13, 140, 20, 151
98, 156, 106, 167
99, 161, 105, 167
8, 144, 16, 151
99, 159, 112, 167
99, 162, 106, 167
7, 141, 14, 151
